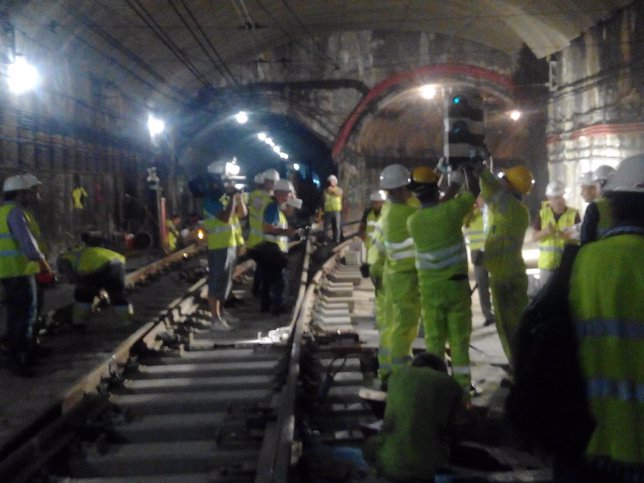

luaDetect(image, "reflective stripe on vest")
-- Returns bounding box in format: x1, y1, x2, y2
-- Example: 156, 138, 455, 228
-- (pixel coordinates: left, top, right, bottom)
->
0, 203, 39, 278
384, 237, 416, 261
365, 210, 379, 250
464, 212, 485, 251
538, 205, 577, 270
264, 209, 288, 253
416, 241, 467, 271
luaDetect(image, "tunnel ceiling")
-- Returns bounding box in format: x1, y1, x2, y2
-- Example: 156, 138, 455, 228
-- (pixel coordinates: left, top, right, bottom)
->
4, 0, 633, 165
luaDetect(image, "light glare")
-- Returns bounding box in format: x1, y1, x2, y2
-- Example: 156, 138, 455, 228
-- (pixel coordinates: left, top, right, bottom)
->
510, 110, 522, 121
420, 84, 437, 100
235, 111, 248, 124
257, 132, 267, 141
147, 114, 165, 137
293, 163, 300, 171
8, 56, 39, 94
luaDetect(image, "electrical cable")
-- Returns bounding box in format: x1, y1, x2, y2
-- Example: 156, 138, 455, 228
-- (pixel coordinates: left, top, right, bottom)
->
177, 0, 239, 85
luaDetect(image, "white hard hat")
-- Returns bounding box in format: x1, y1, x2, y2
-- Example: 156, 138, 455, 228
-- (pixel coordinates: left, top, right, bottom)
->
592, 165, 616, 183
3, 174, 41, 192
263, 168, 280, 182
328, 174, 338, 183
603, 154, 644, 193
579, 171, 594, 186
379, 164, 410, 190
253, 173, 264, 184
286, 197, 303, 209
545, 180, 566, 197
369, 190, 387, 202
207, 160, 227, 175
274, 179, 294, 192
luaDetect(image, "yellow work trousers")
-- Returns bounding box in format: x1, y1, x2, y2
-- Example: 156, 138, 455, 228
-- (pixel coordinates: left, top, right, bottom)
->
489, 271, 528, 364
381, 269, 420, 380
419, 277, 472, 392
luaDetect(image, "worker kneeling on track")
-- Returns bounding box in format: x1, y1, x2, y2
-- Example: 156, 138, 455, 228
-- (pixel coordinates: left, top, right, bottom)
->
407, 165, 478, 397
57, 231, 133, 328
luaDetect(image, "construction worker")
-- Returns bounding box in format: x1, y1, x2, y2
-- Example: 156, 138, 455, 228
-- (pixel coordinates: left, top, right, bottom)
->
359, 190, 387, 344
247, 169, 279, 248
0, 174, 53, 376
579, 171, 598, 204
260, 179, 298, 315
567, 154, 643, 481
363, 352, 469, 481
165, 213, 182, 252
532, 180, 580, 288
323, 174, 343, 243
463, 194, 495, 327
202, 165, 245, 331
57, 231, 133, 327
480, 164, 533, 363
407, 166, 476, 395
374, 164, 420, 384
580, 165, 616, 244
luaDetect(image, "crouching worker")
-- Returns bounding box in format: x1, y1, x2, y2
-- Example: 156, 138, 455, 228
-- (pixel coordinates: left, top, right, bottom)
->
57, 232, 133, 327
363, 351, 470, 482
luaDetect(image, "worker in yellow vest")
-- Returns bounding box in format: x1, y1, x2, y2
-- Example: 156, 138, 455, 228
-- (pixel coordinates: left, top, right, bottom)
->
407, 166, 477, 396
532, 180, 580, 289
323, 174, 343, 243
260, 179, 298, 315
463, 195, 495, 327
165, 213, 182, 252
580, 165, 616, 244
247, 170, 279, 298
57, 231, 133, 327
373, 164, 419, 384
0, 173, 52, 376
480, 165, 533, 363
203, 169, 245, 331
567, 154, 643, 481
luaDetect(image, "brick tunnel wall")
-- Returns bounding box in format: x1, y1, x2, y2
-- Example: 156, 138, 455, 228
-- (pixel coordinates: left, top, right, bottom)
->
547, 1, 644, 211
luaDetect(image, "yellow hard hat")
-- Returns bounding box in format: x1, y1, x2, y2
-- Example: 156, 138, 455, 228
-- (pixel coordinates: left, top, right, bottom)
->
501, 165, 534, 194
410, 166, 439, 185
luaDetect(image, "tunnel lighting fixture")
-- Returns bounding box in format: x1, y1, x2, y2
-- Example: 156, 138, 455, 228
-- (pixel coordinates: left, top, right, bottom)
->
265, 137, 275, 147
234, 183, 245, 190
257, 132, 267, 141
510, 110, 522, 121
279, 152, 289, 159
7, 55, 39, 94
235, 111, 248, 124
293, 163, 300, 171
226, 161, 241, 176
147, 114, 165, 137
272, 145, 281, 154
420, 84, 437, 100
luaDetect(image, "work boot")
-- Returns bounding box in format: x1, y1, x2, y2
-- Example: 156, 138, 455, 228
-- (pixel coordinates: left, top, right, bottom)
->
211, 317, 234, 332
221, 310, 240, 323
483, 318, 496, 327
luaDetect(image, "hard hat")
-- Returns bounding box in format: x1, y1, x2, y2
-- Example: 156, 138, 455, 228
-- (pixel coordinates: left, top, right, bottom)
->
545, 180, 566, 197
253, 173, 264, 184
500, 165, 534, 194
592, 165, 616, 183
286, 197, 303, 209
379, 164, 410, 190
603, 154, 644, 193
207, 160, 227, 175
369, 190, 387, 202
328, 174, 338, 183
3, 174, 41, 192
410, 166, 439, 185
274, 179, 294, 192
263, 168, 280, 182
579, 171, 594, 186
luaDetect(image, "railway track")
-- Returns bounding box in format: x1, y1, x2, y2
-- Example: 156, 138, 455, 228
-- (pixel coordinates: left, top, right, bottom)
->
0, 235, 376, 482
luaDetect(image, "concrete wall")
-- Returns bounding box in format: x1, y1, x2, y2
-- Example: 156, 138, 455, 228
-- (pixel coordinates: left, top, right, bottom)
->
547, 1, 644, 212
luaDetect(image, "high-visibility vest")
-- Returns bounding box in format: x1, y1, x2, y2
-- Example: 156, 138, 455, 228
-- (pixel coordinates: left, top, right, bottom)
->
379, 201, 418, 273
538, 204, 579, 270
232, 215, 244, 247
408, 193, 474, 282
364, 209, 380, 251
59, 246, 125, 275
0, 203, 40, 278
480, 170, 529, 276
569, 227, 644, 464
203, 197, 236, 250
324, 189, 342, 212
247, 189, 272, 248
596, 197, 614, 238
263, 201, 289, 253
464, 208, 485, 251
